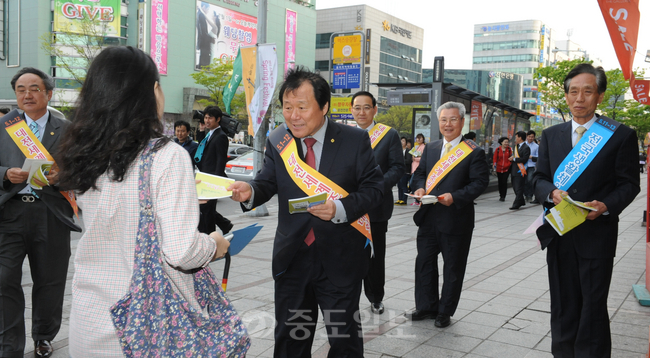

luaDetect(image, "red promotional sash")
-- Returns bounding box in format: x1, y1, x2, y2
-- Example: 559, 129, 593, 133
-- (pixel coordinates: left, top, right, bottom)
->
3, 111, 78, 216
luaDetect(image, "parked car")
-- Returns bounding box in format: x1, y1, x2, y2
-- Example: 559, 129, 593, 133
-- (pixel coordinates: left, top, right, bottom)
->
225, 150, 255, 182
227, 144, 253, 161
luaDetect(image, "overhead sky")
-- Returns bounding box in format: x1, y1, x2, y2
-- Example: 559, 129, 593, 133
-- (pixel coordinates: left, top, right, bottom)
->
316, 0, 650, 75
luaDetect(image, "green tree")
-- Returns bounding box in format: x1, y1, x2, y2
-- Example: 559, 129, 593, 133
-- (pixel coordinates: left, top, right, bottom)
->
598, 68, 643, 121
535, 58, 591, 122
375, 105, 414, 136
619, 100, 650, 142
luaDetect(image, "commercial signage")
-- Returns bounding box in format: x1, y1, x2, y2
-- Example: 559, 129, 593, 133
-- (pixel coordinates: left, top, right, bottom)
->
137, 1, 147, 50
489, 71, 515, 80
195, 1, 257, 70
381, 20, 412, 39
332, 64, 361, 89
481, 24, 509, 32
53, 0, 121, 36
333, 35, 362, 64
470, 101, 482, 131
365, 29, 371, 64
523, 87, 538, 92
151, 0, 168, 75
284, 9, 297, 76
330, 97, 353, 120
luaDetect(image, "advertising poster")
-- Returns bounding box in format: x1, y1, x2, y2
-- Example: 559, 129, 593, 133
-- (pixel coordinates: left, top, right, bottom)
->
470, 100, 482, 131
151, 0, 168, 75
330, 97, 353, 121
195, 1, 257, 69
285, 9, 297, 76
53, 0, 121, 36
413, 109, 432, 144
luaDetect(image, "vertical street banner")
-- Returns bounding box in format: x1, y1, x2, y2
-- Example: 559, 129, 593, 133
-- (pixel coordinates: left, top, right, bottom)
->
598, 0, 649, 104
285, 9, 297, 76
470, 101, 482, 131
53, 0, 121, 36
223, 48, 243, 115
249, 44, 278, 137
241, 46, 257, 136
137, 1, 147, 50
151, 0, 168, 75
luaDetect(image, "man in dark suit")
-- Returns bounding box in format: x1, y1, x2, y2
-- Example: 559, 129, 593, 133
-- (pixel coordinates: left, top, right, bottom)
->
0, 68, 81, 358
195, 106, 233, 234
408, 101, 489, 328
509, 131, 529, 210
351, 91, 404, 315
396, 136, 413, 205
533, 63, 639, 357
229, 67, 383, 358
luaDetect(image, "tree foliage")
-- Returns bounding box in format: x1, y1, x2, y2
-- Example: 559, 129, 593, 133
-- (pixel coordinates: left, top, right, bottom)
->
190, 58, 248, 128
619, 100, 650, 143
375, 106, 414, 136
534, 58, 590, 122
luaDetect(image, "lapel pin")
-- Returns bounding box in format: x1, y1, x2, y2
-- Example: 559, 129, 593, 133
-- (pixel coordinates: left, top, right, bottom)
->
50, 132, 54, 135
331, 139, 335, 143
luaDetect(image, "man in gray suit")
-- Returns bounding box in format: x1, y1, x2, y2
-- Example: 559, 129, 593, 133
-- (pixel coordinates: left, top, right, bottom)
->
0, 68, 80, 358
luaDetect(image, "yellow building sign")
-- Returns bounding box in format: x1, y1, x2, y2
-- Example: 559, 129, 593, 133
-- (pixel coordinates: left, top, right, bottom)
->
333, 35, 362, 64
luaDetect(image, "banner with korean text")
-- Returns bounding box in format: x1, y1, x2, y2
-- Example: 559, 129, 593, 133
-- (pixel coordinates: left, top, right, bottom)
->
470, 101, 482, 131
285, 9, 297, 76
241, 46, 257, 136
598, 0, 649, 104
53, 0, 121, 36
151, 0, 168, 75
249, 44, 278, 137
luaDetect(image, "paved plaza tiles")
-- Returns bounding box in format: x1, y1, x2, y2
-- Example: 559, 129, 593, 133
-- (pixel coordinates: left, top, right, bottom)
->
21, 173, 650, 357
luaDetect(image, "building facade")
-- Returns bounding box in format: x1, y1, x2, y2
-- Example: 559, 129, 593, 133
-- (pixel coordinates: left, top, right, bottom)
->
0, 0, 316, 133
315, 5, 423, 109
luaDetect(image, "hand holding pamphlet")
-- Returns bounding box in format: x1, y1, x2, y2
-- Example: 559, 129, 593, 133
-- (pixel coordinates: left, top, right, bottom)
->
408, 147, 421, 157
407, 193, 439, 205
288, 192, 327, 214
21, 158, 54, 190
545, 194, 597, 236
195, 172, 235, 200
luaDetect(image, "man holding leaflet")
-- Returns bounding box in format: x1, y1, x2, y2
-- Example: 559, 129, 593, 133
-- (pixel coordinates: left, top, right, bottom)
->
533, 63, 639, 357
229, 67, 383, 357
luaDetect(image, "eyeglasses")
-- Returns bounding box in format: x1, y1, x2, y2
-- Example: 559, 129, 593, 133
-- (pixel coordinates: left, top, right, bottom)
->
439, 117, 460, 124
15, 86, 44, 96
352, 106, 374, 112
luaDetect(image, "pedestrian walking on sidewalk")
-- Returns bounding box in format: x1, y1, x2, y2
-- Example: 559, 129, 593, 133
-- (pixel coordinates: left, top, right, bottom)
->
493, 136, 512, 202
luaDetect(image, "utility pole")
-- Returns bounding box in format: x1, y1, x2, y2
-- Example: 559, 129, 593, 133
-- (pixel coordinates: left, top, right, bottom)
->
247, 0, 269, 217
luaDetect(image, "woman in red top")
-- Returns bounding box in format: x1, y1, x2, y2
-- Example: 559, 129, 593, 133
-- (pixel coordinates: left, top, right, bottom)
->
493, 136, 512, 202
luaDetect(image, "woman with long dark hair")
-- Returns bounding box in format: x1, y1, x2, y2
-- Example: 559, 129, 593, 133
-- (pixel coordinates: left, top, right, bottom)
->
57, 46, 231, 356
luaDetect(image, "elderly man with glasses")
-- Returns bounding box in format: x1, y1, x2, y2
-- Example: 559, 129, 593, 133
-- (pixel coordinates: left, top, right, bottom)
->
408, 101, 489, 328
0, 67, 80, 358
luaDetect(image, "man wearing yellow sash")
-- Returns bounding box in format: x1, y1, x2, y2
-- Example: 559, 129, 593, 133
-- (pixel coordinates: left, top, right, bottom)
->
351, 91, 404, 316
408, 102, 489, 328
229, 67, 383, 357
0, 68, 80, 358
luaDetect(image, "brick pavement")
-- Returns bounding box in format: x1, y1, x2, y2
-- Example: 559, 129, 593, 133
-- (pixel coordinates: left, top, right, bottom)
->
21, 174, 650, 357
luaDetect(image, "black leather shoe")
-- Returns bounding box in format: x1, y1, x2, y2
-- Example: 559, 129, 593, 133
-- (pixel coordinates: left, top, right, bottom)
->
406, 309, 436, 321
509, 205, 521, 210
499, 197, 505, 202
222, 221, 234, 235
370, 302, 384, 314
34, 340, 53, 358
434, 314, 451, 328
530, 199, 540, 204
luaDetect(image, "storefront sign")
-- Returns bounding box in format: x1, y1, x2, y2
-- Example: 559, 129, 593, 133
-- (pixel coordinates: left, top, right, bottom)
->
53, 0, 121, 36
381, 20, 411, 39
151, 0, 168, 75
330, 97, 353, 120
481, 24, 509, 32
489, 71, 515, 80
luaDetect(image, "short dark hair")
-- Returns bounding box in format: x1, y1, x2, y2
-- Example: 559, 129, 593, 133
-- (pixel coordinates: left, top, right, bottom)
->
498, 136, 509, 145
11, 67, 55, 91
416, 133, 426, 143
0, 107, 10, 115
515, 131, 527, 141
465, 131, 476, 140
564, 63, 607, 94
526, 130, 536, 137
174, 120, 191, 132
204, 106, 223, 119
279, 66, 330, 112
351, 91, 376, 107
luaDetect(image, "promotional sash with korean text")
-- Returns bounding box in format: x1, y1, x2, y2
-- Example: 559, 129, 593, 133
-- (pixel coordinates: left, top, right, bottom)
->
3, 110, 78, 216
425, 140, 477, 194
515, 144, 527, 176
270, 125, 374, 255
368, 123, 391, 149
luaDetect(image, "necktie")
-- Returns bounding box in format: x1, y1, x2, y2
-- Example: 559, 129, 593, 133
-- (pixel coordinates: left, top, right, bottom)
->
303, 137, 317, 246
193, 131, 211, 163
574, 126, 586, 147
515, 144, 519, 158
29, 122, 40, 140
443, 142, 452, 156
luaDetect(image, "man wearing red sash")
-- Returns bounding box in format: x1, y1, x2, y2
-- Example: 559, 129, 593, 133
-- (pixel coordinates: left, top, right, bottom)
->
229, 67, 383, 357
0, 68, 80, 358
351, 91, 404, 315
533, 63, 639, 357
408, 101, 489, 328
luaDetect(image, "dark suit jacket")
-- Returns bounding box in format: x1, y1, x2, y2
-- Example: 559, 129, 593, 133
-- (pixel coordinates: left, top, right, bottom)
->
532, 116, 640, 257
0, 110, 80, 232
411, 137, 489, 235
196, 127, 228, 176
246, 119, 384, 287
511, 142, 530, 177
367, 127, 404, 222
404, 148, 413, 174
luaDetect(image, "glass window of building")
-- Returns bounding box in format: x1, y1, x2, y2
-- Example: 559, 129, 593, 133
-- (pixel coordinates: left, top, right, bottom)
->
315, 33, 333, 49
